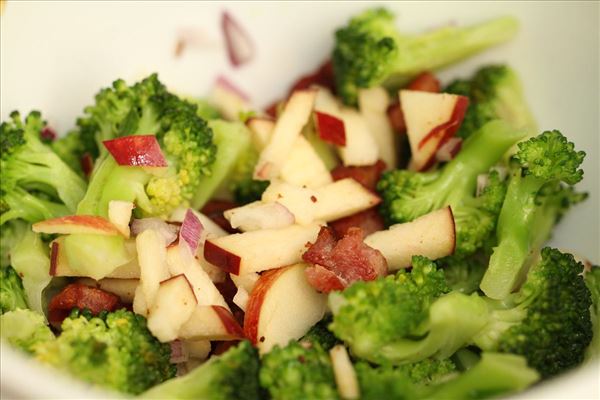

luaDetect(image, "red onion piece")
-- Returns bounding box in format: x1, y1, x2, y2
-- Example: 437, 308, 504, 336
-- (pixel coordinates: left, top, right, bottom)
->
215, 75, 250, 102
131, 218, 179, 245
435, 137, 463, 162
40, 126, 57, 142
170, 340, 189, 364
103, 135, 168, 167
179, 209, 204, 255
221, 11, 255, 68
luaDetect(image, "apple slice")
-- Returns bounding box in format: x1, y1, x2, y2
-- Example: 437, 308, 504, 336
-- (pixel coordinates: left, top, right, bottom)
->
76, 278, 139, 303
103, 135, 168, 167
400, 90, 469, 171
108, 200, 134, 238
147, 274, 197, 342
210, 76, 253, 121
232, 287, 250, 311
330, 345, 360, 400
315, 111, 346, 146
230, 272, 259, 311
224, 201, 295, 231
280, 135, 333, 189
337, 109, 379, 167
254, 89, 317, 180
137, 229, 170, 310
364, 206, 456, 270
178, 305, 244, 341
166, 244, 230, 309
33, 215, 120, 236
204, 223, 321, 275
358, 87, 397, 170
244, 263, 327, 354
246, 117, 275, 151
313, 178, 381, 222
133, 284, 148, 316
262, 181, 317, 225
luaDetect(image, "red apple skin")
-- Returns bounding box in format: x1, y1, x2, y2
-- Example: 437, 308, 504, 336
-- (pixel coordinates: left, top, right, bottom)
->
212, 305, 244, 338
49, 241, 60, 276
103, 135, 167, 167
407, 72, 441, 93
448, 206, 457, 255
203, 240, 242, 275
159, 274, 198, 304
243, 267, 289, 344
33, 215, 120, 235
315, 111, 346, 146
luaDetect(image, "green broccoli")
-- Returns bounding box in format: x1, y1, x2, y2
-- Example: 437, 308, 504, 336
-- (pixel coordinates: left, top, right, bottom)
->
441, 255, 488, 295
332, 8, 519, 105
480, 131, 587, 299
50, 129, 95, 176
143, 340, 260, 400
259, 340, 338, 400
584, 266, 600, 361
229, 148, 269, 205
76, 74, 216, 218
474, 248, 593, 378
0, 308, 55, 353
34, 308, 175, 395
378, 120, 523, 256
0, 219, 28, 268
301, 316, 340, 351
0, 111, 87, 225
445, 65, 537, 139
329, 256, 484, 364
0, 266, 28, 314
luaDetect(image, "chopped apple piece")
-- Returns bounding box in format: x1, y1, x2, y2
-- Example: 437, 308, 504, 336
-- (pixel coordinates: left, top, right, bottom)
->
147, 274, 197, 342
315, 111, 346, 146
364, 207, 456, 270
204, 223, 321, 275
232, 287, 250, 311
108, 201, 134, 237
224, 201, 295, 231
178, 305, 244, 341
197, 257, 227, 283
330, 345, 360, 400
244, 263, 327, 354
358, 87, 397, 170
230, 272, 260, 293
338, 109, 379, 167
254, 89, 317, 180
76, 278, 139, 303
133, 285, 148, 317
313, 178, 381, 222
280, 135, 333, 188
137, 229, 170, 310
246, 117, 275, 151
33, 215, 119, 236
183, 340, 211, 361
400, 90, 469, 171
262, 181, 317, 225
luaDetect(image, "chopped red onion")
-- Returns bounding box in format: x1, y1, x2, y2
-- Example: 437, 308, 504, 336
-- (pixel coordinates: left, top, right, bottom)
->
435, 137, 463, 162
215, 75, 250, 102
170, 340, 189, 364
221, 11, 255, 68
179, 209, 203, 255
131, 218, 179, 245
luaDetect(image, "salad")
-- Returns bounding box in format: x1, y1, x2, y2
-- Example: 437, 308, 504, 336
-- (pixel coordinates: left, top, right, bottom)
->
1, 6, 598, 400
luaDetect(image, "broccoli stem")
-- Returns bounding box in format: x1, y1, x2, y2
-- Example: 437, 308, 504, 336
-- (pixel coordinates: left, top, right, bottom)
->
385, 17, 519, 88
0, 189, 69, 225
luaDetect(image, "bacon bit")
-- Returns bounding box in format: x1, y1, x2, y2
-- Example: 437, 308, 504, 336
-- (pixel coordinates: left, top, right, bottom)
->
329, 208, 385, 239
331, 160, 386, 192
40, 126, 57, 143
201, 199, 239, 233
212, 340, 240, 356
387, 101, 406, 134
407, 72, 441, 92
302, 227, 387, 293
48, 283, 121, 328
80, 153, 94, 177
221, 11, 255, 68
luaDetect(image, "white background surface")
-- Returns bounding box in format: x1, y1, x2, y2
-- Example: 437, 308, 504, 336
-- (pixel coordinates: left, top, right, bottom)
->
1, 1, 598, 399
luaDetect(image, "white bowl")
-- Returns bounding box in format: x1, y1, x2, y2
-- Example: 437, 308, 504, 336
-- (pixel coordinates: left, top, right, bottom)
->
1, 1, 598, 398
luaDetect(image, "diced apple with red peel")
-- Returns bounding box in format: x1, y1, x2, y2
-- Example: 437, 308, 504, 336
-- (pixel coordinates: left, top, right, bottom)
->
147, 274, 197, 342
178, 305, 244, 341
313, 178, 381, 222
280, 135, 333, 188
203, 223, 321, 275
358, 87, 397, 170
76, 278, 139, 304
108, 201, 134, 238
364, 206, 456, 270
33, 215, 120, 236
254, 89, 317, 180
224, 201, 295, 232
137, 229, 170, 310
166, 244, 229, 309
230, 272, 259, 311
337, 110, 380, 167
246, 117, 275, 151
210, 76, 253, 121
233, 287, 250, 311
330, 345, 360, 400
314, 111, 346, 146
400, 90, 469, 171
244, 263, 327, 354
262, 181, 317, 225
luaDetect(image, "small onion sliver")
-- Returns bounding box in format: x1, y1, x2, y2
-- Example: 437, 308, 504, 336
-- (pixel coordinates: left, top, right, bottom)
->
221, 11, 255, 68
435, 137, 463, 162
179, 209, 204, 255
169, 340, 189, 364
131, 218, 179, 246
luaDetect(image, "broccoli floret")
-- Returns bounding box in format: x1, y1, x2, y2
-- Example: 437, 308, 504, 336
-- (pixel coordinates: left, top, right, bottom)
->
143, 340, 260, 400
480, 131, 586, 299
230, 147, 269, 205
445, 65, 537, 139
34, 308, 174, 395
585, 266, 600, 361
332, 8, 519, 105
50, 129, 95, 176
301, 316, 340, 351
0, 220, 28, 268
1, 308, 55, 353
474, 248, 593, 378
76, 74, 216, 218
378, 120, 523, 256
0, 111, 87, 225
0, 266, 28, 314
259, 340, 338, 400
330, 256, 471, 364
441, 255, 488, 295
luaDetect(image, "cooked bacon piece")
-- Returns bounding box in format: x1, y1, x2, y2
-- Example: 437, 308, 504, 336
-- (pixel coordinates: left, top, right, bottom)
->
329, 208, 385, 239
302, 227, 387, 293
48, 283, 121, 327
331, 160, 386, 191
201, 199, 239, 233
387, 102, 406, 134
212, 340, 241, 356
407, 71, 441, 93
